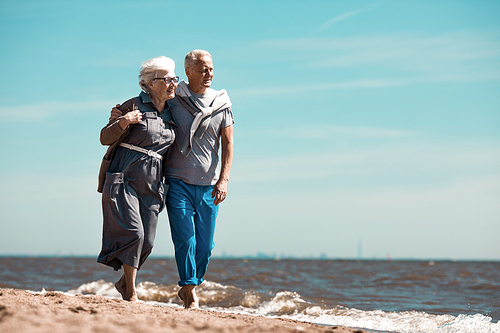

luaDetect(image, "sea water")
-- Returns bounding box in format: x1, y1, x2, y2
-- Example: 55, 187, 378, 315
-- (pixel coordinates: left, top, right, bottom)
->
0, 257, 498, 333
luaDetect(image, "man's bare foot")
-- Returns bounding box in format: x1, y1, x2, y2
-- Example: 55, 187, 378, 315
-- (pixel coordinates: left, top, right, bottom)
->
178, 285, 199, 309
178, 287, 186, 305
115, 275, 126, 299
124, 292, 138, 302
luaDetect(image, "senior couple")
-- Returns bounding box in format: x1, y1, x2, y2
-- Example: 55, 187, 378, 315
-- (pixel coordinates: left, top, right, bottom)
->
96, 50, 234, 309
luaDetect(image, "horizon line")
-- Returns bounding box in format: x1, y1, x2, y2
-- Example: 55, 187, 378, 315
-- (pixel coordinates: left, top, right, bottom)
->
0, 254, 498, 262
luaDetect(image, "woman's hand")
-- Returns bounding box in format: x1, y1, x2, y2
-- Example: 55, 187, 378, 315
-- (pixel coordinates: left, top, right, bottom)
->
110, 104, 142, 130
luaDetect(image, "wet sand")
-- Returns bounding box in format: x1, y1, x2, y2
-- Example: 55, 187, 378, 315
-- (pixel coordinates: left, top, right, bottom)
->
0, 288, 369, 333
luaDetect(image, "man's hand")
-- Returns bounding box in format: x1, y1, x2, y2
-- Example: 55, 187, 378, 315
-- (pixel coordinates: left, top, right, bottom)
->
109, 104, 122, 121
212, 180, 228, 206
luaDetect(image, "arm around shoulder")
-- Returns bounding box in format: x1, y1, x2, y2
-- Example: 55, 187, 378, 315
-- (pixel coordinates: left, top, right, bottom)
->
99, 98, 138, 146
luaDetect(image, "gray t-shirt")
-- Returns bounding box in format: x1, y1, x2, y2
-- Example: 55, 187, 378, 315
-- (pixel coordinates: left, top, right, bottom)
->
164, 90, 234, 186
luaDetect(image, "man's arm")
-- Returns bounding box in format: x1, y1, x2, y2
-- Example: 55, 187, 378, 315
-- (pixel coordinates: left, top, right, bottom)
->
100, 104, 142, 145
212, 124, 234, 205
109, 104, 122, 121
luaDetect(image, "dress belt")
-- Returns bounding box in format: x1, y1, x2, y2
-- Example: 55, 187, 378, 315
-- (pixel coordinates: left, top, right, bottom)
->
119, 143, 163, 160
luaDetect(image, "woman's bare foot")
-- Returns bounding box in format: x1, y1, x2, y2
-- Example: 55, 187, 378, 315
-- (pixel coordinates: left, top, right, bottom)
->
178, 285, 199, 309
122, 263, 138, 302
115, 275, 137, 301
115, 275, 127, 299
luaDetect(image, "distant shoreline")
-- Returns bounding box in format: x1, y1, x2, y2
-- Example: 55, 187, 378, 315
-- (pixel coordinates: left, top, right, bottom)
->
0, 254, 499, 262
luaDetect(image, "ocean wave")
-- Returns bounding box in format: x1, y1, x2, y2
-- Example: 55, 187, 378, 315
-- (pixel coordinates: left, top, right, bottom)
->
66, 279, 500, 333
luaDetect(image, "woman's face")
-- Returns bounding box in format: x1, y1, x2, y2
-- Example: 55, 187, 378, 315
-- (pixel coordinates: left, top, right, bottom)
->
148, 70, 177, 100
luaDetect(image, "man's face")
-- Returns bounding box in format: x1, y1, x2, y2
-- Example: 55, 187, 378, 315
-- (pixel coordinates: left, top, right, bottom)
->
186, 55, 213, 94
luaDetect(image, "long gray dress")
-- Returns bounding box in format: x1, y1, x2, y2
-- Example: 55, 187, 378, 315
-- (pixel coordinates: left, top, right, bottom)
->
98, 92, 175, 271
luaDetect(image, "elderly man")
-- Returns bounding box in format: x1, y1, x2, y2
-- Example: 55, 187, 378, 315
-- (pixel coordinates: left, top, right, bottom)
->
164, 50, 234, 309
110, 50, 234, 308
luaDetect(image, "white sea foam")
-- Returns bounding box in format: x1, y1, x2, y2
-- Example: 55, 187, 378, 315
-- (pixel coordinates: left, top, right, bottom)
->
66, 279, 500, 333
252, 302, 500, 333
67, 279, 120, 298
207, 284, 500, 333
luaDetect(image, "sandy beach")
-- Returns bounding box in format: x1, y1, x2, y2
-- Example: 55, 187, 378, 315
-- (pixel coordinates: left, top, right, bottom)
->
0, 288, 369, 333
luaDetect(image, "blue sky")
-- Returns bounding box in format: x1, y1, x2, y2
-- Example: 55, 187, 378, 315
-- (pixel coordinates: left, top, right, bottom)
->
1, 0, 499, 260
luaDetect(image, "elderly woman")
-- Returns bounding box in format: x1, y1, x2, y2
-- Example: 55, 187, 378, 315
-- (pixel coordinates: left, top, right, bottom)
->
97, 56, 178, 301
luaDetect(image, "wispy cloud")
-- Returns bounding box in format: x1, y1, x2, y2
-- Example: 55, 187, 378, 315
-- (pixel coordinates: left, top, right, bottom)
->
231, 78, 413, 98
231, 139, 500, 184
272, 124, 416, 140
233, 29, 500, 97
308, 31, 500, 73
256, 30, 500, 71
239, 124, 416, 141
0, 100, 117, 121
314, 1, 387, 32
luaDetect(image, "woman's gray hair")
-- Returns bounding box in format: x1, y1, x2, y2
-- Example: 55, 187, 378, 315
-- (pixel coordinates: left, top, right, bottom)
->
184, 50, 212, 69
138, 56, 175, 93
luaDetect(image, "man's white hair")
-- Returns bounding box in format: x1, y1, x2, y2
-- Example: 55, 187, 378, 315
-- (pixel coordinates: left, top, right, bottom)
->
184, 50, 212, 69
138, 56, 175, 93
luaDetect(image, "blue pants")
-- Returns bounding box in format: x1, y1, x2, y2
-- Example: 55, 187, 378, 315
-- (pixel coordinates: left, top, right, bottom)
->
166, 178, 218, 286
